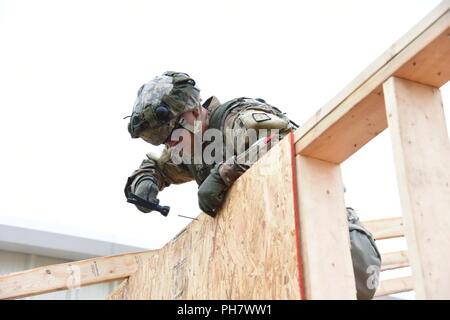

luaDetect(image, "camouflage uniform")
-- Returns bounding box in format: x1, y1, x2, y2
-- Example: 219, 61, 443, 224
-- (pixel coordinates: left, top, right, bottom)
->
124, 71, 381, 299
125, 95, 294, 213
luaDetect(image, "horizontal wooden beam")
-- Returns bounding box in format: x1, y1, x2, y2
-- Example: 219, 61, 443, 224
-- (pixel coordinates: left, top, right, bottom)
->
296, 155, 356, 299
362, 217, 405, 240
375, 276, 414, 297
381, 251, 409, 271
0, 250, 154, 299
294, 1, 450, 163
0, 219, 406, 300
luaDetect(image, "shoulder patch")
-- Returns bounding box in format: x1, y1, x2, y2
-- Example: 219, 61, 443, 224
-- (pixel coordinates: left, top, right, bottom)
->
252, 113, 271, 123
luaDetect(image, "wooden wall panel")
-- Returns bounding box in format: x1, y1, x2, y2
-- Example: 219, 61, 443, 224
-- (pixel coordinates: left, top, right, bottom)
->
112, 136, 302, 299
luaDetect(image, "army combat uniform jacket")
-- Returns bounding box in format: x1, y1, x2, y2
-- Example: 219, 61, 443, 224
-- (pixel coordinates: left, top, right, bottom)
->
125, 96, 294, 196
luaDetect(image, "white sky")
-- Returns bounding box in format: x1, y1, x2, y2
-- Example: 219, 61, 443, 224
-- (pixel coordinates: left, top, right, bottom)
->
0, 0, 448, 254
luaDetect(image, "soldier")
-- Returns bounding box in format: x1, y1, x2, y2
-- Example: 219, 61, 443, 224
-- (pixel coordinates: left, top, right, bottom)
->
124, 71, 381, 299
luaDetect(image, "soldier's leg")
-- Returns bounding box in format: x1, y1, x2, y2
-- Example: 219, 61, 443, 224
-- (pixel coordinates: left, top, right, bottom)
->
347, 208, 382, 299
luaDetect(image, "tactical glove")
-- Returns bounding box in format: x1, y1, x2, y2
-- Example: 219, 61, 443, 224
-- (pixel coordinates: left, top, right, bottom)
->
133, 176, 160, 213
197, 166, 229, 217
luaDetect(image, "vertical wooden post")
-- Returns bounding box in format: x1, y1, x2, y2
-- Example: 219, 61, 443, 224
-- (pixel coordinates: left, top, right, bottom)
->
383, 76, 450, 299
296, 155, 356, 299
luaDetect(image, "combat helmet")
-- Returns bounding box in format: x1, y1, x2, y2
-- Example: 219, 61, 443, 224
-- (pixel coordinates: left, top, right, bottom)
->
127, 71, 201, 145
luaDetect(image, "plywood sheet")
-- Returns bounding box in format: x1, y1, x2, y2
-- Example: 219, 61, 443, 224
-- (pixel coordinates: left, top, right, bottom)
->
112, 136, 301, 299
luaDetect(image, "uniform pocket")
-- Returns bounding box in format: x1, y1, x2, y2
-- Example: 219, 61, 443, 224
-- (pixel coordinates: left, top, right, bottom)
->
237, 109, 290, 130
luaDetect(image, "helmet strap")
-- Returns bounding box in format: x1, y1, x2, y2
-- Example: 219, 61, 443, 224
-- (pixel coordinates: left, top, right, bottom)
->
193, 105, 203, 136
178, 105, 204, 136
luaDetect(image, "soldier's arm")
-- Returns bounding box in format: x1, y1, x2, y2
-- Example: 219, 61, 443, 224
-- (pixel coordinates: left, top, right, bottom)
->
218, 108, 293, 186
125, 147, 194, 212
198, 108, 294, 216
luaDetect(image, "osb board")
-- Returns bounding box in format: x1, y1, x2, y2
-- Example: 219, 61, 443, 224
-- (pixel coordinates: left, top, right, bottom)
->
107, 279, 129, 300
109, 135, 301, 299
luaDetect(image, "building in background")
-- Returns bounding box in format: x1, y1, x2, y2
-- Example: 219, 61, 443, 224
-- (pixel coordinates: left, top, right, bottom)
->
0, 217, 148, 299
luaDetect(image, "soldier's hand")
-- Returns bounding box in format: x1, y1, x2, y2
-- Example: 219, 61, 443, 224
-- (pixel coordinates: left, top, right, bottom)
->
133, 176, 159, 213
197, 166, 229, 217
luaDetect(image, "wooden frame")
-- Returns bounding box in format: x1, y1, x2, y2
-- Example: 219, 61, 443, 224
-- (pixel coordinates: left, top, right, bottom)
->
295, 155, 356, 299
291, 0, 449, 299
294, 1, 449, 163
384, 76, 450, 299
